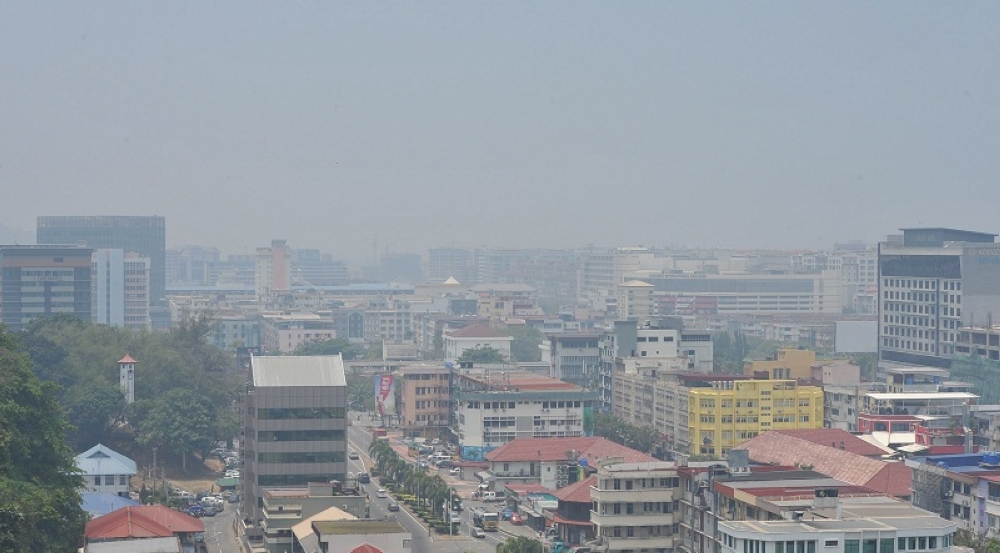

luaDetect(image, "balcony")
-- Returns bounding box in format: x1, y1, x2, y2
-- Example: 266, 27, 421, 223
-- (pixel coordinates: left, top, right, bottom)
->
593, 488, 679, 502
602, 535, 676, 550
591, 511, 676, 527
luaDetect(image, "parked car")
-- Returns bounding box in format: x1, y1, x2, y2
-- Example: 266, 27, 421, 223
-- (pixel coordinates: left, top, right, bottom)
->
387, 502, 400, 512
436, 460, 454, 469
185, 505, 206, 517
376, 488, 388, 499
418, 460, 429, 469
224, 470, 240, 478
227, 492, 240, 503
472, 527, 486, 538
481, 491, 498, 502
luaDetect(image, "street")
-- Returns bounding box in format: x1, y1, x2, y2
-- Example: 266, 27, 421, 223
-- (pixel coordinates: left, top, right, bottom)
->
200, 499, 241, 553
348, 419, 509, 553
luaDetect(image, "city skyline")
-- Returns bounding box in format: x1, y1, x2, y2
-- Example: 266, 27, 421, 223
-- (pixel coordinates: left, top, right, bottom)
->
3, 3, 999, 264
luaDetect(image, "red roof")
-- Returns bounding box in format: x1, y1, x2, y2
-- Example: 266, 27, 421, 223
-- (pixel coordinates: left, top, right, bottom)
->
554, 475, 596, 503
85, 506, 203, 539
550, 512, 594, 527
735, 431, 911, 498
770, 429, 889, 458
447, 324, 510, 338
505, 483, 554, 496
486, 437, 656, 465
119, 354, 137, 364
350, 545, 384, 553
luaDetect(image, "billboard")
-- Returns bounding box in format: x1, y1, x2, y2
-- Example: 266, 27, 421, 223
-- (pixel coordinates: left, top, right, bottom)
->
374, 374, 396, 416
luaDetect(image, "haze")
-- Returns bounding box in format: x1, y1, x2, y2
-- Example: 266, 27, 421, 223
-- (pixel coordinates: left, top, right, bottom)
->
2, 2, 998, 263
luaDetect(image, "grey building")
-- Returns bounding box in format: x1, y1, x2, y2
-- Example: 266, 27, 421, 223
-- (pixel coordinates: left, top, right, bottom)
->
242, 355, 348, 528
37, 216, 167, 305
0, 244, 93, 331
878, 227, 1000, 368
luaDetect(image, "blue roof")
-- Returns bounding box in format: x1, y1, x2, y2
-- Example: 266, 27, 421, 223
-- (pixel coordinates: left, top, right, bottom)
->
75, 444, 137, 476
81, 492, 141, 517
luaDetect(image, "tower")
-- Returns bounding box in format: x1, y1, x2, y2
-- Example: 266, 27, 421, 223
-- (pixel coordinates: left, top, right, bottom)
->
118, 354, 136, 404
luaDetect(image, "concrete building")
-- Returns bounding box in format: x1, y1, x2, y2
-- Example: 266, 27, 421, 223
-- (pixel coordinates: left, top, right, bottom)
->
617, 280, 656, 321
744, 348, 819, 380
260, 313, 336, 354
878, 227, 1000, 368
255, 239, 292, 299
548, 332, 602, 386
643, 271, 846, 315
688, 377, 824, 456
75, 444, 137, 497
484, 437, 655, 491
443, 323, 513, 362
718, 498, 957, 553
453, 370, 599, 461
591, 459, 683, 553
952, 326, 1000, 404
37, 215, 166, 305
242, 355, 348, 530
210, 314, 261, 352
0, 244, 93, 331
399, 363, 451, 440
907, 452, 1000, 537
427, 247, 476, 285
470, 283, 542, 321
260, 482, 367, 553
294, 518, 412, 553
92, 249, 151, 330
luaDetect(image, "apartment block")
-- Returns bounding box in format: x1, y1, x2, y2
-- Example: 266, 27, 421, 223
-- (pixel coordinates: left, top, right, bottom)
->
591, 459, 683, 553
399, 363, 451, 440
92, 249, 151, 330
260, 313, 336, 354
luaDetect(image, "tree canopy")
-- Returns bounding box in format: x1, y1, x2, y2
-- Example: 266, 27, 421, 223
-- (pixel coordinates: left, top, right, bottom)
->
507, 325, 544, 362
20, 314, 242, 467
458, 346, 507, 364
0, 325, 88, 552
594, 412, 662, 454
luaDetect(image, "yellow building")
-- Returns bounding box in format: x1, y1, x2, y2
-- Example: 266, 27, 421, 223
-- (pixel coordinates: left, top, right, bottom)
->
687, 378, 823, 456
743, 348, 817, 380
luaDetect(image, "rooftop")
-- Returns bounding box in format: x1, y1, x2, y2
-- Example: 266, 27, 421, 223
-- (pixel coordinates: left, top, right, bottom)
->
553, 475, 597, 503
769, 429, 891, 458
76, 443, 137, 476
486, 437, 656, 465
446, 324, 512, 339
312, 519, 408, 535
85, 506, 203, 539
865, 392, 978, 401
251, 355, 346, 387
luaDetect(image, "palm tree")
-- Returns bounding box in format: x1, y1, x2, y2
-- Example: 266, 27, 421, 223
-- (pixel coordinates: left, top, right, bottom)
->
497, 536, 544, 553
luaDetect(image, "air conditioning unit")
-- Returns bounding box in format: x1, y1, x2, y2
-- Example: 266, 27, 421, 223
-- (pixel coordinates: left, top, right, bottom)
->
963, 500, 970, 507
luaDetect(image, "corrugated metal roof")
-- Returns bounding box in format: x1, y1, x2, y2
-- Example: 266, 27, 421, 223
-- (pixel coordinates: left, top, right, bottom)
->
76, 444, 137, 476
251, 355, 346, 387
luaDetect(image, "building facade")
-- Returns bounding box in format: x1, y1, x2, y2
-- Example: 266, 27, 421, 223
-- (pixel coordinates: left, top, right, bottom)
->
37, 215, 166, 305
0, 244, 93, 331
591, 460, 683, 553
92, 249, 151, 330
242, 355, 348, 529
399, 364, 452, 439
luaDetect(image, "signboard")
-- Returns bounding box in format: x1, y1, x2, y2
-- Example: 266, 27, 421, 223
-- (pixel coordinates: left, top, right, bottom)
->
374, 374, 396, 416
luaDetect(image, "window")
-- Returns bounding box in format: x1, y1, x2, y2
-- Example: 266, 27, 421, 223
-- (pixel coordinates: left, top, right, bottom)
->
864, 540, 877, 553
119, 475, 128, 486
105, 475, 115, 485
881, 539, 894, 553
845, 540, 860, 553
918, 538, 926, 550
94, 476, 101, 486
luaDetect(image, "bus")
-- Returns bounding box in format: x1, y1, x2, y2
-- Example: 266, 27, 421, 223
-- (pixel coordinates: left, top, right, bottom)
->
471, 508, 499, 531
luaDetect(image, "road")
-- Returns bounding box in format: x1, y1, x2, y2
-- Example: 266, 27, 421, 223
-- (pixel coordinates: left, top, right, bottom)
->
348, 420, 504, 553
200, 499, 241, 553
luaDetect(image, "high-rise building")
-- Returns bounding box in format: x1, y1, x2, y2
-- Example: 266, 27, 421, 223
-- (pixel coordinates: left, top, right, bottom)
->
878, 227, 1000, 368
92, 249, 151, 330
254, 239, 291, 299
0, 244, 93, 331
427, 247, 475, 285
37, 216, 166, 305
242, 355, 347, 526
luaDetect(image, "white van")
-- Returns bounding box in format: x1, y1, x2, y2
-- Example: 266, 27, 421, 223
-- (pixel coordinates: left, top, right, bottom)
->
481, 491, 498, 502
430, 453, 451, 464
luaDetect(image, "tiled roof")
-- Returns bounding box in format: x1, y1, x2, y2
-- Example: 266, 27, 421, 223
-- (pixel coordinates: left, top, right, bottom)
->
447, 324, 510, 338
554, 475, 596, 503
350, 545, 384, 553
119, 355, 137, 364
771, 429, 890, 457
735, 431, 911, 498
85, 506, 203, 539
486, 437, 656, 465
76, 443, 137, 476
81, 492, 141, 517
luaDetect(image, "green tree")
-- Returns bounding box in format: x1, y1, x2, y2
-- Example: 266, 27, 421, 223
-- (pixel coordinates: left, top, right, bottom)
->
594, 412, 661, 454
137, 389, 213, 472
0, 326, 88, 552
62, 379, 127, 450
497, 536, 544, 553
294, 338, 363, 359
507, 326, 544, 362
458, 346, 507, 365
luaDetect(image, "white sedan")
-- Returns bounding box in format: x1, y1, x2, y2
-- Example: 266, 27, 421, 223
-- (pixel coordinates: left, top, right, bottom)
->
376, 488, 388, 499
449, 467, 461, 476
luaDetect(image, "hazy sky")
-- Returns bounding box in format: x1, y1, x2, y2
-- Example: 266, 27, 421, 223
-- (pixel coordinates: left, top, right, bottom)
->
2, 3, 998, 264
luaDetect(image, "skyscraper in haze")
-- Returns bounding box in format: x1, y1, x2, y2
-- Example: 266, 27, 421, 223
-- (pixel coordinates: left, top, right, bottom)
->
0, 245, 93, 331
37, 216, 167, 305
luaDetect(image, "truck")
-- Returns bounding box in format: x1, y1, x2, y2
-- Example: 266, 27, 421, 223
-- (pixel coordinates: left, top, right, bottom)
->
471, 508, 499, 531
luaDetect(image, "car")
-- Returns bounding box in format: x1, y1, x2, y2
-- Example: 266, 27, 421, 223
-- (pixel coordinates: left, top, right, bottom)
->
225, 470, 240, 478
472, 527, 486, 538
387, 502, 400, 512
510, 512, 523, 525
357, 472, 371, 484
418, 460, 429, 469
348, 450, 360, 460
481, 491, 498, 502
449, 467, 461, 476
436, 460, 454, 469
185, 505, 206, 517
376, 488, 388, 499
